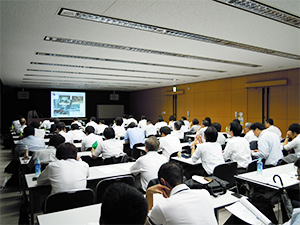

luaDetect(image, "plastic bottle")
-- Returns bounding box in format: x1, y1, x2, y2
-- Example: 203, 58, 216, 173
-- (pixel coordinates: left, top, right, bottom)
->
24, 145, 29, 157
35, 158, 41, 178
188, 138, 192, 144
257, 158, 263, 175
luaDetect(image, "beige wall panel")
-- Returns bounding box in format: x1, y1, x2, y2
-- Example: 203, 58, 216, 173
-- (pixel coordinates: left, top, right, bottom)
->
193, 92, 205, 120
268, 86, 287, 120
218, 117, 232, 132
193, 81, 206, 93
272, 119, 286, 138
205, 80, 218, 92
248, 117, 263, 124
217, 78, 232, 91
264, 70, 287, 81
217, 90, 232, 118
205, 91, 218, 118
247, 88, 262, 122
287, 85, 300, 120
232, 89, 248, 120
160, 95, 173, 120
232, 76, 247, 90
287, 68, 300, 85
247, 73, 267, 83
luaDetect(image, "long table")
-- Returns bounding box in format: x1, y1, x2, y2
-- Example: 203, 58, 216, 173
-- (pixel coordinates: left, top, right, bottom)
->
25, 162, 134, 224
37, 190, 240, 225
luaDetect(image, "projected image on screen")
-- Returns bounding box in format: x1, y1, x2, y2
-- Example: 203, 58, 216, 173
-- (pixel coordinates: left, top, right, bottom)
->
51, 91, 86, 118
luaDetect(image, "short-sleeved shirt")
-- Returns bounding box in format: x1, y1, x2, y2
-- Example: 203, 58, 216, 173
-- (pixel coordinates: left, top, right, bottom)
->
92, 138, 124, 159
159, 135, 181, 160
124, 127, 145, 149
284, 135, 300, 156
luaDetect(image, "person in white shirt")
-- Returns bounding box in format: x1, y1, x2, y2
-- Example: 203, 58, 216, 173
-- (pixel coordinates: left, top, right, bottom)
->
130, 136, 167, 192
185, 118, 200, 134
171, 121, 184, 140
19, 117, 27, 134
96, 120, 108, 135
190, 126, 225, 176
179, 120, 188, 132
146, 162, 218, 225
85, 116, 98, 132
223, 122, 252, 174
251, 122, 283, 167
56, 122, 73, 143
168, 115, 176, 131
155, 115, 168, 134
212, 122, 226, 146
265, 118, 282, 140
91, 128, 124, 160
113, 117, 126, 138
138, 115, 147, 131
159, 126, 181, 160
81, 126, 103, 152
30, 121, 45, 139
283, 123, 300, 157
196, 119, 210, 142
121, 114, 129, 128
71, 117, 83, 129
67, 124, 86, 142
39, 119, 52, 130
181, 116, 190, 130
127, 115, 138, 127
244, 122, 258, 143
145, 119, 158, 137
37, 143, 89, 194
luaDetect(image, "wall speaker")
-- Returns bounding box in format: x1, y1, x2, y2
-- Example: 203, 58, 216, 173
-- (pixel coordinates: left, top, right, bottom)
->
110, 94, 119, 101
18, 91, 29, 99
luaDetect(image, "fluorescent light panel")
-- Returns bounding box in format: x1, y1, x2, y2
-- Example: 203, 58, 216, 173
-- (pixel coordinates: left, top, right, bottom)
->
44, 36, 261, 67
213, 0, 300, 29
35, 52, 223, 73
58, 8, 300, 60
30, 62, 205, 77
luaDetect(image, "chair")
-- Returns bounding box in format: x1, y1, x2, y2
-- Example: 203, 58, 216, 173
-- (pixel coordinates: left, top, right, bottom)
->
247, 159, 258, 172
44, 188, 94, 214
213, 162, 237, 189
132, 143, 145, 159
96, 175, 135, 203
250, 140, 258, 150
81, 155, 102, 167
102, 154, 129, 165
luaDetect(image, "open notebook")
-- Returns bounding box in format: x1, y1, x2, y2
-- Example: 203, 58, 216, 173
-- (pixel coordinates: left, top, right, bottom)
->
226, 197, 272, 225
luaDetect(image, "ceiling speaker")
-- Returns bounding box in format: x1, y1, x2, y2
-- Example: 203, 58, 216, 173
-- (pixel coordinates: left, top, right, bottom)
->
110, 94, 119, 101
18, 91, 29, 99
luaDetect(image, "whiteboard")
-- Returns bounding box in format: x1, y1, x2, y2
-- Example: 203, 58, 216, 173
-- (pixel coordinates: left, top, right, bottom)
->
97, 105, 124, 119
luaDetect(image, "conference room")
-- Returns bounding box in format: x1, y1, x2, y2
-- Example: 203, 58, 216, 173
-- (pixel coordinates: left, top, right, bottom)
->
1, 0, 299, 224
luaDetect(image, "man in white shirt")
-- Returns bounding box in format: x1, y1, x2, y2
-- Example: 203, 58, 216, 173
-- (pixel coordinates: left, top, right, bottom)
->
223, 122, 252, 174
85, 116, 98, 132
138, 115, 147, 130
251, 122, 283, 167
127, 115, 138, 126
185, 118, 200, 134
181, 116, 190, 130
37, 143, 89, 194
283, 123, 300, 156
171, 121, 184, 140
91, 128, 124, 160
154, 116, 168, 134
265, 118, 282, 140
244, 122, 258, 143
145, 119, 157, 137
130, 136, 167, 192
81, 126, 103, 152
56, 122, 73, 143
146, 162, 218, 225
196, 119, 210, 142
212, 122, 226, 145
71, 117, 83, 129
113, 117, 126, 138
159, 126, 181, 160
96, 120, 108, 135
68, 124, 86, 142
168, 115, 176, 131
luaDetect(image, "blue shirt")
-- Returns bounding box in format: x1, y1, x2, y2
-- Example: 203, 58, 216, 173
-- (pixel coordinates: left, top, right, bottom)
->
15, 135, 46, 157
124, 127, 145, 149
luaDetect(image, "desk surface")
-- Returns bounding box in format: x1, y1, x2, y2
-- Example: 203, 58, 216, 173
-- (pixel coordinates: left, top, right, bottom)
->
37, 190, 239, 225
25, 162, 135, 189
235, 163, 299, 189
171, 156, 201, 165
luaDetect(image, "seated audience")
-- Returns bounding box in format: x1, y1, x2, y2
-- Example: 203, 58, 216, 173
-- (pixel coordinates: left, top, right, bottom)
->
159, 126, 181, 160
205, 117, 212, 126
96, 120, 108, 135
130, 136, 167, 192
196, 119, 210, 141
81, 126, 103, 152
138, 115, 147, 130
212, 122, 226, 145
37, 143, 89, 194
91, 128, 124, 160
55, 122, 73, 143
154, 116, 168, 134
244, 122, 258, 143
179, 119, 188, 132
251, 122, 283, 167
127, 115, 138, 126
185, 118, 200, 134
68, 124, 86, 142
168, 115, 176, 130
39, 119, 52, 130
121, 114, 129, 128
50, 118, 60, 133
190, 126, 225, 176
100, 183, 148, 225
265, 118, 282, 139
19, 117, 27, 134
145, 119, 157, 137
171, 121, 184, 140
113, 117, 126, 138
146, 162, 218, 225
11, 117, 21, 134
223, 122, 252, 174
71, 117, 83, 129
85, 116, 98, 132
15, 126, 46, 157
283, 123, 300, 156
124, 122, 145, 149
181, 116, 190, 130
30, 121, 45, 139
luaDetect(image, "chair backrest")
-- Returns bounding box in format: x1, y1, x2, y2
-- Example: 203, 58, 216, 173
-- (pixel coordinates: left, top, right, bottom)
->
247, 159, 258, 172
213, 162, 237, 188
132, 143, 145, 159
44, 188, 94, 214
249, 140, 258, 150
102, 154, 129, 165
81, 155, 102, 167
96, 175, 135, 203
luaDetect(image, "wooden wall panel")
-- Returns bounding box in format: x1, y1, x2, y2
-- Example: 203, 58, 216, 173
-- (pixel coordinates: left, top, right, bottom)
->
217, 79, 232, 91
217, 90, 232, 118
268, 86, 287, 120
247, 88, 263, 122
287, 85, 300, 120
205, 91, 218, 118
287, 68, 300, 85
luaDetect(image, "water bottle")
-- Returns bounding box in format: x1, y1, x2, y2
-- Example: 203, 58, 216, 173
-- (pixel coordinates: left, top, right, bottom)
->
257, 158, 263, 175
35, 158, 41, 178
188, 138, 192, 144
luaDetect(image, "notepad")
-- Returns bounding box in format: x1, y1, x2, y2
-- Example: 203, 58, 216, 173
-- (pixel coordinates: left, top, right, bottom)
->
192, 175, 210, 184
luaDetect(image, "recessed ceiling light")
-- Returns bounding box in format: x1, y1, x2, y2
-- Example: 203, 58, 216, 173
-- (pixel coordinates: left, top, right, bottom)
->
44, 36, 262, 67
57, 8, 300, 60
213, 0, 300, 29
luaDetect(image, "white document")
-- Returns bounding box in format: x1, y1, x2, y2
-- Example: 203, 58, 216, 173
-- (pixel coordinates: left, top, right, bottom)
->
225, 197, 272, 225
192, 175, 210, 184
97, 167, 118, 174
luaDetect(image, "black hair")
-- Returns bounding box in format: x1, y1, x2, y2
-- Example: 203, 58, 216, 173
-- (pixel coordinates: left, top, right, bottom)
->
145, 136, 159, 151
160, 126, 171, 135
56, 122, 65, 131
169, 115, 176, 121
30, 121, 40, 129
99, 120, 105, 124
230, 122, 242, 136
147, 119, 152, 124
205, 117, 211, 125
53, 118, 60, 124
141, 115, 146, 120
211, 122, 221, 132
128, 115, 134, 119
100, 183, 148, 225
48, 134, 65, 148
122, 114, 128, 119
232, 119, 240, 125
55, 143, 77, 160
71, 123, 79, 130
103, 128, 115, 139
204, 126, 218, 142
115, 117, 123, 126
90, 116, 97, 122
24, 126, 34, 137
181, 116, 187, 120
288, 123, 300, 134
127, 122, 136, 129
202, 120, 210, 127
158, 162, 184, 188
73, 118, 78, 121
192, 118, 199, 125
179, 120, 184, 126
250, 122, 265, 131
265, 118, 274, 125
85, 126, 95, 134
157, 115, 164, 122
174, 121, 182, 131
